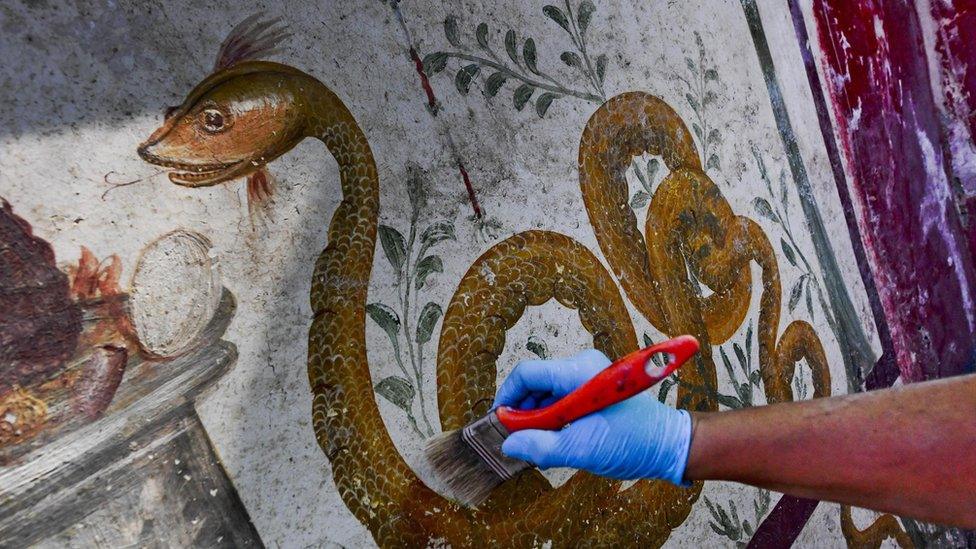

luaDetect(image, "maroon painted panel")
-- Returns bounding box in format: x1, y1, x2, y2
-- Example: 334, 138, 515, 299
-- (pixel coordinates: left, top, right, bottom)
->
812, 0, 976, 382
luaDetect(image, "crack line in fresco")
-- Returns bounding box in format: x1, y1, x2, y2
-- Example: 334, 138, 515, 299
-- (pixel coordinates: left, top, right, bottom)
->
384, 0, 491, 237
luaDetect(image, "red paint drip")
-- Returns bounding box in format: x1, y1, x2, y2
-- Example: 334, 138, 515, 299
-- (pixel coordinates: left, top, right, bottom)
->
457, 161, 482, 219
408, 47, 438, 113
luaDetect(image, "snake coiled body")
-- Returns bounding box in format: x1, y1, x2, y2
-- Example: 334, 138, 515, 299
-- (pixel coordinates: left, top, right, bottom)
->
305, 79, 833, 546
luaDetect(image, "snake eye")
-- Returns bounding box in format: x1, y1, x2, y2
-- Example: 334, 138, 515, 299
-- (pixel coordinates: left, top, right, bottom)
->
200, 108, 230, 133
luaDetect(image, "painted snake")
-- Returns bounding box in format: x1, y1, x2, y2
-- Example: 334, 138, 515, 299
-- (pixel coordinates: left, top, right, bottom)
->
136, 20, 915, 547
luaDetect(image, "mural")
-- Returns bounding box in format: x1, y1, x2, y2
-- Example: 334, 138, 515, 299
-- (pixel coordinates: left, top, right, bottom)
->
132, 7, 904, 547
3, 0, 972, 547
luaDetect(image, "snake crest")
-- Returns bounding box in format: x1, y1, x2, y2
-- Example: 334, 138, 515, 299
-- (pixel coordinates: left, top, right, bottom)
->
139, 19, 834, 548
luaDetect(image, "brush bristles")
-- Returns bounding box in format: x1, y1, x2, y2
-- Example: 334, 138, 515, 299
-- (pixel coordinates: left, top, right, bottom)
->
424, 429, 505, 508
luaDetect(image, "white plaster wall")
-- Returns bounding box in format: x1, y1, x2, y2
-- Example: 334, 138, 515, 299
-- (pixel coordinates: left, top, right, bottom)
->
0, 0, 893, 546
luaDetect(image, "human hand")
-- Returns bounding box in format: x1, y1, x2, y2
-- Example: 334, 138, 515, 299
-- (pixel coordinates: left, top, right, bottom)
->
493, 349, 692, 485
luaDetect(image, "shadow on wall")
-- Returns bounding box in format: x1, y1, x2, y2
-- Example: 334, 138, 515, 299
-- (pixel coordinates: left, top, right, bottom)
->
0, 0, 221, 138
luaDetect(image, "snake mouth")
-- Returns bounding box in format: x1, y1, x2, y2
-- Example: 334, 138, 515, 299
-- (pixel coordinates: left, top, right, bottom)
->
138, 143, 254, 188
167, 161, 249, 187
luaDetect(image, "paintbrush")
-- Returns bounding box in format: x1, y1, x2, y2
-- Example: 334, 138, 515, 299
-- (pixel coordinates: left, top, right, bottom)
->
425, 335, 700, 507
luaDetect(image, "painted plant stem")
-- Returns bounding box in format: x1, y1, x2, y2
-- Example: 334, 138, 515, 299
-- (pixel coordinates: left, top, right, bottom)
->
398, 205, 435, 436
369, 165, 455, 439
752, 148, 837, 335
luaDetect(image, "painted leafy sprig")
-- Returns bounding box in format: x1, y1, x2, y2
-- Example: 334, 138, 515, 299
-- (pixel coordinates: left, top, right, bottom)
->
675, 31, 722, 172
629, 158, 661, 210
653, 322, 764, 410
704, 488, 772, 547
423, 1, 608, 117
368, 163, 456, 438
750, 146, 834, 331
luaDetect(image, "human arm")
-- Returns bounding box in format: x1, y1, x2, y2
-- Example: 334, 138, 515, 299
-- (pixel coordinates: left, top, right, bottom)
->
495, 349, 976, 528
686, 372, 976, 527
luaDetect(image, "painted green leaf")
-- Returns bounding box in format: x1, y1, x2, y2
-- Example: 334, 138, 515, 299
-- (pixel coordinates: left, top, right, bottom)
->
805, 283, 815, 320
751, 197, 779, 223
505, 29, 518, 63
708, 128, 721, 146
704, 68, 719, 81
733, 342, 748, 375
444, 16, 462, 47
685, 56, 696, 71
535, 92, 557, 117
596, 54, 608, 84
374, 375, 415, 413
738, 381, 752, 407
406, 162, 427, 213
526, 335, 549, 359
378, 225, 407, 273
717, 393, 743, 410
652, 350, 665, 368
704, 90, 718, 106
685, 92, 700, 112
647, 158, 660, 182
719, 346, 736, 385
577, 1, 596, 34
476, 22, 490, 48
788, 278, 803, 312
745, 319, 753, 363
692, 122, 703, 143
416, 302, 443, 344
542, 5, 570, 32
523, 38, 539, 73
694, 31, 705, 53
484, 72, 507, 98
421, 220, 456, 248
560, 51, 583, 69
422, 52, 449, 75
633, 164, 650, 192
630, 190, 651, 209
779, 170, 790, 210
366, 302, 400, 344
706, 153, 720, 171
743, 520, 754, 538
415, 255, 443, 290
757, 489, 772, 517
704, 496, 721, 522
780, 238, 797, 266
657, 377, 676, 403
728, 501, 742, 537
513, 84, 534, 111
749, 369, 762, 387
455, 63, 480, 95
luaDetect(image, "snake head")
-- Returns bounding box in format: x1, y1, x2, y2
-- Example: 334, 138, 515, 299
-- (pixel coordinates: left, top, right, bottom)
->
138, 61, 308, 188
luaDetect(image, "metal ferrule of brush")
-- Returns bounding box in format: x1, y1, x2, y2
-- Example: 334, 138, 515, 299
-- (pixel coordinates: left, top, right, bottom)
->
461, 413, 529, 481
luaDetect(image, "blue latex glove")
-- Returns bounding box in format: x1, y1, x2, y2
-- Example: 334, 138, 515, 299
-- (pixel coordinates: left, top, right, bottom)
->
493, 349, 693, 486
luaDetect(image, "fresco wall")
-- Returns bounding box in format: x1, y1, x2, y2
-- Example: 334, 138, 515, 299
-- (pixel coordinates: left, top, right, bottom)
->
0, 0, 972, 546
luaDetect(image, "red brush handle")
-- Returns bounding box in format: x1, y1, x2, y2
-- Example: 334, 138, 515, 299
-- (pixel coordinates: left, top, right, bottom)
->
495, 335, 699, 432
